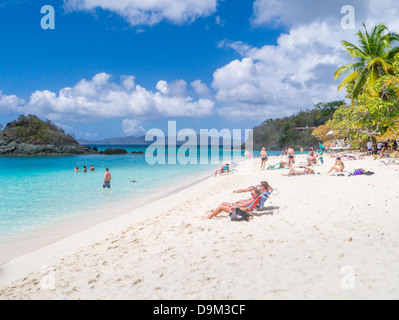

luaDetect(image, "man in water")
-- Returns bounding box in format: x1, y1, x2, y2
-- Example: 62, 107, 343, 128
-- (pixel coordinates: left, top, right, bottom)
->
90, 165, 95, 172
103, 168, 111, 189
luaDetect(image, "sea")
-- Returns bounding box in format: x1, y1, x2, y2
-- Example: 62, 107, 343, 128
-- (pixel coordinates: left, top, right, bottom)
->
0, 146, 280, 263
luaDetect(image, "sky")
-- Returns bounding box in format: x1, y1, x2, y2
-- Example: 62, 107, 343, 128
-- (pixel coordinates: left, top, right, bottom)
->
1, 0, 399, 140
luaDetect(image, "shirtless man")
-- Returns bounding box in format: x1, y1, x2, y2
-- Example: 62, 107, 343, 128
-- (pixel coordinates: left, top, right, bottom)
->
103, 168, 112, 189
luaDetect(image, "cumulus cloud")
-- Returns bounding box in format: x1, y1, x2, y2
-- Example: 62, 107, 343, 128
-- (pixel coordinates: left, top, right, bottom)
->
213, 23, 348, 120
191, 80, 211, 96
0, 91, 24, 114
211, 0, 399, 120
63, 0, 218, 26
3, 73, 215, 122
122, 119, 146, 136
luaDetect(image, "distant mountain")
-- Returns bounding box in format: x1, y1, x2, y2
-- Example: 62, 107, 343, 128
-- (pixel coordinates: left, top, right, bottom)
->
78, 135, 149, 146
79, 134, 241, 147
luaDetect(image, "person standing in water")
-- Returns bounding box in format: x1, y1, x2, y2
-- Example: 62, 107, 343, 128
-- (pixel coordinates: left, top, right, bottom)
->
103, 168, 111, 189
90, 165, 95, 172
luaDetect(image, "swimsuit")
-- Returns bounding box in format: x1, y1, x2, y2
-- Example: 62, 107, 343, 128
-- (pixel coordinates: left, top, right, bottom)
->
103, 181, 111, 188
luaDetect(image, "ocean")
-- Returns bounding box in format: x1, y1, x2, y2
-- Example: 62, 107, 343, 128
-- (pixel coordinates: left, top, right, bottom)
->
0, 146, 279, 262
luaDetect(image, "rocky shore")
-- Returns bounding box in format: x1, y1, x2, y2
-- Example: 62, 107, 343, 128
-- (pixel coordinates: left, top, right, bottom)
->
0, 115, 97, 156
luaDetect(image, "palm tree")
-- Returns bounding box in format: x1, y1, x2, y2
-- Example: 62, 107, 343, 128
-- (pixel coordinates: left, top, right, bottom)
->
334, 23, 399, 104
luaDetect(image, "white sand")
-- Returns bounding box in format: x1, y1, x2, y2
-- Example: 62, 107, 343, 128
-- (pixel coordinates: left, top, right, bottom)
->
1, 155, 399, 300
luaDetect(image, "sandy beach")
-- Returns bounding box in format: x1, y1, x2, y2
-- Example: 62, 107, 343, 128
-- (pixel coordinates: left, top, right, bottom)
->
1, 154, 399, 300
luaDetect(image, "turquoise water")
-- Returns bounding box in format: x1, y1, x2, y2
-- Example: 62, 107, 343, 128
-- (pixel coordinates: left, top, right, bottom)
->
0, 146, 246, 240
0, 146, 281, 243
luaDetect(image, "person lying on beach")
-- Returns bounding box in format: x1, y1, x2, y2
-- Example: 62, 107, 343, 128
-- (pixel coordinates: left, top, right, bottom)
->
214, 164, 230, 177
268, 161, 287, 170
282, 167, 315, 176
233, 181, 270, 194
328, 158, 345, 174
342, 154, 365, 161
207, 189, 261, 219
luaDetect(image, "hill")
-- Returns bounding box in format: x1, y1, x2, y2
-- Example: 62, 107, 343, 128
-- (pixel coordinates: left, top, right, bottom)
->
0, 115, 96, 155
252, 101, 343, 150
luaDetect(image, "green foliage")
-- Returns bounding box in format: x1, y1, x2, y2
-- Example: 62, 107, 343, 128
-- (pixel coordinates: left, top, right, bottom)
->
252, 101, 342, 150
3, 114, 78, 146
334, 23, 399, 104
331, 23, 399, 149
328, 54, 399, 147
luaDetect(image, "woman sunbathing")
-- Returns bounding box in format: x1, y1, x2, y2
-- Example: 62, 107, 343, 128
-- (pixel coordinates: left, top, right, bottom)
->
207, 189, 261, 219
233, 181, 270, 194
328, 158, 345, 174
282, 167, 315, 176
267, 161, 287, 170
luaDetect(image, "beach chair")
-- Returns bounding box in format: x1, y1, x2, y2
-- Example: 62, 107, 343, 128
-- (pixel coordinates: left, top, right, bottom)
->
230, 196, 261, 221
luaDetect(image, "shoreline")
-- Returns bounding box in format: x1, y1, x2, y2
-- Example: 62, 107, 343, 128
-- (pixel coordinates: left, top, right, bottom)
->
1, 155, 399, 299
0, 161, 223, 267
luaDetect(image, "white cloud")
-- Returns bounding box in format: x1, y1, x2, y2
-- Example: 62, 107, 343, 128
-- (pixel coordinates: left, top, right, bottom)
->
21, 73, 214, 121
212, 23, 349, 120
191, 80, 211, 96
211, 0, 399, 120
0, 91, 24, 114
64, 0, 218, 26
122, 119, 146, 136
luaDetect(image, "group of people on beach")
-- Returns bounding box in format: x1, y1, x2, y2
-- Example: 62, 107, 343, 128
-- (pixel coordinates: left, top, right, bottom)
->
368, 141, 399, 158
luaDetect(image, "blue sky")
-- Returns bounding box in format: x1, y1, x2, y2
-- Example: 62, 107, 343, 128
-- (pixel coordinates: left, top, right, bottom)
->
0, 0, 398, 140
